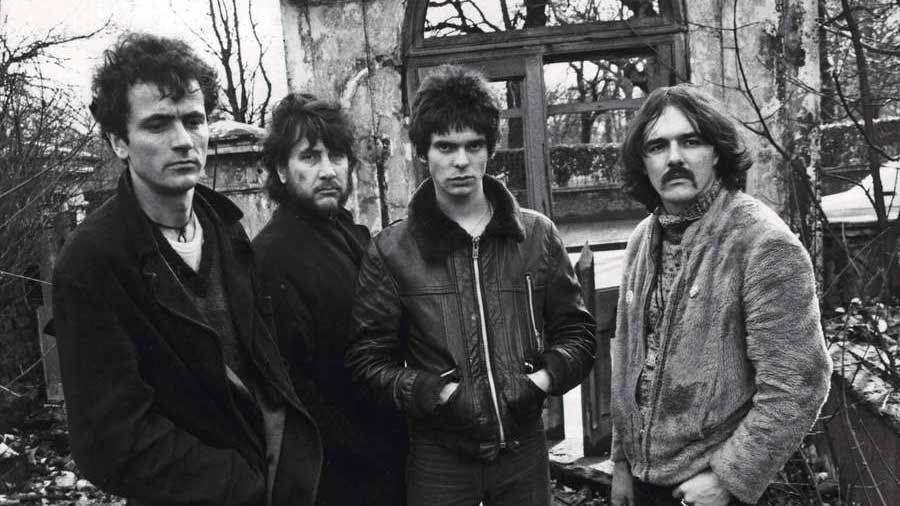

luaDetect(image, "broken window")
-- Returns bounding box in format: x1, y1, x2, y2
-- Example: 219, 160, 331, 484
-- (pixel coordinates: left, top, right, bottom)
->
405, 0, 685, 243
424, 0, 669, 38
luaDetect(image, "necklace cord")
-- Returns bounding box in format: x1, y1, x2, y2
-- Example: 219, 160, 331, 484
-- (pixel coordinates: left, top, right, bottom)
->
148, 207, 195, 242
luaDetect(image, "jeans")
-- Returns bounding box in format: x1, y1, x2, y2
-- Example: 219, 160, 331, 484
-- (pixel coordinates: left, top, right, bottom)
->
633, 480, 752, 506
406, 430, 551, 506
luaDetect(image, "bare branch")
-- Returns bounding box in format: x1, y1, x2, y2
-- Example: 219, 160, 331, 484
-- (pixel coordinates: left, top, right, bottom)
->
247, 0, 272, 126
832, 71, 899, 163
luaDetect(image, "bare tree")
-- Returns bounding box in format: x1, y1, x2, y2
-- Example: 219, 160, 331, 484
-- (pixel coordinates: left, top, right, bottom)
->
816, 0, 900, 296
0, 26, 106, 306
195, 0, 272, 127
0, 24, 108, 399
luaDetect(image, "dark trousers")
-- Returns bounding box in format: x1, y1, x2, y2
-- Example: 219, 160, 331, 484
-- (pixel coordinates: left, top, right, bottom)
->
406, 430, 551, 506
316, 448, 406, 506
633, 480, 752, 506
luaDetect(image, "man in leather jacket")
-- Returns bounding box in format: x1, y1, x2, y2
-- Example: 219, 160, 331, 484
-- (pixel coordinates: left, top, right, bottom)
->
52, 33, 322, 505
346, 64, 597, 506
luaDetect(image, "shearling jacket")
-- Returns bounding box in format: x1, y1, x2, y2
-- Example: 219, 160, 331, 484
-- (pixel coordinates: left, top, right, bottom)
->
52, 173, 322, 506
611, 188, 832, 504
346, 176, 597, 460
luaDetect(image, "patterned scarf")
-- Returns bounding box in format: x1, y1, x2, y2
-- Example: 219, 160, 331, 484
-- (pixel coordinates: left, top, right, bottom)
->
655, 179, 723, 243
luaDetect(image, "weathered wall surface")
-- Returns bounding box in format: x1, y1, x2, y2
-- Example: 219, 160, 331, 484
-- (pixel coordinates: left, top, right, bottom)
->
205, 122, 273, 239
281, 0, 411, 233
204, 148, 273, 239
689, 0, 821, 242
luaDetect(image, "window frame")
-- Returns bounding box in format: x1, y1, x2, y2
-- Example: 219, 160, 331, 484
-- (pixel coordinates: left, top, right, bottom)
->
403, 0, 688, 217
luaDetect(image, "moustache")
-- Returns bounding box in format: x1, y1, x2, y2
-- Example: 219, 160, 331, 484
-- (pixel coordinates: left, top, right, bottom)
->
661, 166, 696, 186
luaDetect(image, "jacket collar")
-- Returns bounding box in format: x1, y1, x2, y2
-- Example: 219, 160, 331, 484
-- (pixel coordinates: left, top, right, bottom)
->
275, 200, 370, 263
116, 170, 245, 259
408, 175, 525, 262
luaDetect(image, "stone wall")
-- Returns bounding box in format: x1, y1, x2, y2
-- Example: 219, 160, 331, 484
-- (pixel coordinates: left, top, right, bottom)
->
0, 288, 41, 388
281, 0, 412, 233
205, 121, 273, 239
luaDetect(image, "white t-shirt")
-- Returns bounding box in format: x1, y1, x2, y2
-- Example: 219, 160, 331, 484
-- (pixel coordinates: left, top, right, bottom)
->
166, 214, 204, 272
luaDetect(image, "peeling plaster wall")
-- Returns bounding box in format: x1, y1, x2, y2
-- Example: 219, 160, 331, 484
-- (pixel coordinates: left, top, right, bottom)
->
688, 0, 821, 225
280, 0, 411, 233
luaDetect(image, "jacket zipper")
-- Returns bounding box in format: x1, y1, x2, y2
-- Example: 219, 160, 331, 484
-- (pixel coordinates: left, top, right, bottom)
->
524, 273, 543, 354
472, 236, 506, 447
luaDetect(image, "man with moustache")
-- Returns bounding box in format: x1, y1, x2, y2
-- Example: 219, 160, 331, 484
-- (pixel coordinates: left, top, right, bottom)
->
346, 65, 596, 506
52, 34, 321, 505
610, 84, 831, 506
253, 93, 407, 506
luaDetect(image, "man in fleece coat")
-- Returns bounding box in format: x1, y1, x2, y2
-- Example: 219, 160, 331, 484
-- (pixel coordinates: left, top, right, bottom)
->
610, 84, 831, 506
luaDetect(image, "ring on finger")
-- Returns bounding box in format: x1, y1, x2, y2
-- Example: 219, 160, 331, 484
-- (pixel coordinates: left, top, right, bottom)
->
680, 500, 691, 506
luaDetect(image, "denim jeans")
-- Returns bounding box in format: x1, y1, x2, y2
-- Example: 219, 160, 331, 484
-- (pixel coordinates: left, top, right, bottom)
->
406, 429, 551, 506
633, 479, 752, 506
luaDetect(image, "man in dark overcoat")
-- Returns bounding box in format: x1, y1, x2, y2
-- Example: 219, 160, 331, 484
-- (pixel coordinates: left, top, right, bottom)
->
52, 33, 322, 505
253, 93, 407, 506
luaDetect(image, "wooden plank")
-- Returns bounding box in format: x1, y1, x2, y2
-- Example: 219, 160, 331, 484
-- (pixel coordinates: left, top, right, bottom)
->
547, 98, 643, 116
410, 19, 684, 57
36, 306, 63, 403
577, 245, 614, 456
523, 53, 551, 216
544, 395, 566, 441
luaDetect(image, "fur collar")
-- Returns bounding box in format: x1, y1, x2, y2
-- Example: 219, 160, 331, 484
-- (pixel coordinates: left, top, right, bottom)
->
408, 175, 526, 262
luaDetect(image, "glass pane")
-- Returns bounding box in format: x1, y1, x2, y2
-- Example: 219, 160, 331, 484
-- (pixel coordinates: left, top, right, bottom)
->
488, 118, 527, 207
547, 109, 633, 147
544, 56, 654, 106
544, 55, 652, 226
424, 0, 666, 39
549, 0, 662, 24
487, 80, 523, 110
546, 109, 646, 223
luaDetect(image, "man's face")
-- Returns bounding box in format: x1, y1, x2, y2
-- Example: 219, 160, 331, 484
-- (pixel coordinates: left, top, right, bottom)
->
109, 81, 208, 196
277, 137, 350, 214
426, 127, 488, 205
642, 105, 719, 214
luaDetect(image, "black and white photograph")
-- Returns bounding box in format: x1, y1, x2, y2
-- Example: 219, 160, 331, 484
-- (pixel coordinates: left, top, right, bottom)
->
0, 1, 896, 505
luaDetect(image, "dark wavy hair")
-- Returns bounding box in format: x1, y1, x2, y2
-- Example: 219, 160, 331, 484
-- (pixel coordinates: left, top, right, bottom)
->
262, 93, 358, 205
620, 84, 752, 211
90, 33, 219, 144
409, 65, 500, 158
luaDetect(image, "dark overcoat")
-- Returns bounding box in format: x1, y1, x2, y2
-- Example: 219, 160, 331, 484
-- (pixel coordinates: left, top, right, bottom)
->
52, 174, 322, 506
253, 203, 408, 506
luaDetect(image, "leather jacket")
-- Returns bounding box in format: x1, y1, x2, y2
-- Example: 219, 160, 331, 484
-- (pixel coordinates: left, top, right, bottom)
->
347, 176, 596, 459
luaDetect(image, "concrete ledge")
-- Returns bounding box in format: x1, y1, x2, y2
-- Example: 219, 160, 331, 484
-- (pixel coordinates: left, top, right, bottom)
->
548, 438, 613, 487
829, 340, 900, 435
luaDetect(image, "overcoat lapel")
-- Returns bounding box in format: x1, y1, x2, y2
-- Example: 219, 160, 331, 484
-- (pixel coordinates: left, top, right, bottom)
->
119, 174, 264, 457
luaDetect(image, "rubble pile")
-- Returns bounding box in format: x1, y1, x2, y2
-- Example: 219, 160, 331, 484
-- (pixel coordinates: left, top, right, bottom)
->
0, 408, 123, 506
